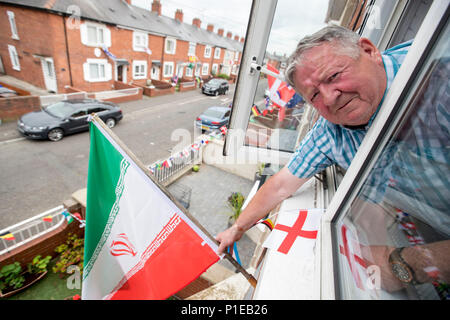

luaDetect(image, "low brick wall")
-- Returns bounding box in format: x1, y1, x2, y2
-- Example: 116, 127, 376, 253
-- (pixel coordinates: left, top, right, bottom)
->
136, 80, 175, 97
0, 95, 41, 122
178, 80, 197, 93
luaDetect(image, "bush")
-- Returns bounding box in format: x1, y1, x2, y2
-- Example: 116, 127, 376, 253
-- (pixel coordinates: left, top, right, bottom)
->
227, 192, 245, 221
0, 262, 25, 290
52, 233, 84, 276
217, 73, 230, 80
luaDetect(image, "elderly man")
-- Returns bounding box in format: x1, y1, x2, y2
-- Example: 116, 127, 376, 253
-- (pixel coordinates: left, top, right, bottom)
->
216, 25, 449, 294
216, 25, 406, 253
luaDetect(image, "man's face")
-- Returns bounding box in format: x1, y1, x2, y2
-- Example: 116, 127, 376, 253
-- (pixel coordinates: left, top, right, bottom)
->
293, 39, 387, 126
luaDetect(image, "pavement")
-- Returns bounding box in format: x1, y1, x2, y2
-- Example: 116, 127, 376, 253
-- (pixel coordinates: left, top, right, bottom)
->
167, 164, 257, 271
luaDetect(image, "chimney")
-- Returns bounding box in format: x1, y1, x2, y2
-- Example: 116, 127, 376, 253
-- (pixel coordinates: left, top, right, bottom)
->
151, 0, 161, 16
207, 24, 214, 32
175, 9, 183, 23
234, 35, 239, 41
192, 18, 201, 28
226, 31, 232, 38
240, 37, 245, 43
217, 28, 224, 37
124, 0, 132, 5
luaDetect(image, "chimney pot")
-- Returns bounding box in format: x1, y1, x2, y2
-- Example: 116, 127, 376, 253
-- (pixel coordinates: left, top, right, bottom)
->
175, 9, 183, 23
218, 28, 224, 36
151, 0, 161, 16
207, 24, 214, 32
192, 18, 201, 28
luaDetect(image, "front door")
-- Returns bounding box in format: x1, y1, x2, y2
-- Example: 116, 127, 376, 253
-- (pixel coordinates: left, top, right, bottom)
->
151, 65, 160, 80
41, 57, 57, 93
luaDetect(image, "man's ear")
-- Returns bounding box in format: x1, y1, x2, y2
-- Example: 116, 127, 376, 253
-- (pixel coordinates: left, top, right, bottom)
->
358, 38, 382, 63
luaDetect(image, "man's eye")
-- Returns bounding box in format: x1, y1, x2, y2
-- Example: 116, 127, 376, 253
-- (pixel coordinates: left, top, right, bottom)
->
329, 72, 339, 81
311, 92, 318, 101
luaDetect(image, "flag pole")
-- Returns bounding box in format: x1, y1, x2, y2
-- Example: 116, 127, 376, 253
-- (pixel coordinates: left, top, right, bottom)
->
89, 114, 258, 288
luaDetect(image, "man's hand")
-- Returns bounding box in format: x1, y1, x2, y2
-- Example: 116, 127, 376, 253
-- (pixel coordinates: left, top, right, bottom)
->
215, 224, 245, 255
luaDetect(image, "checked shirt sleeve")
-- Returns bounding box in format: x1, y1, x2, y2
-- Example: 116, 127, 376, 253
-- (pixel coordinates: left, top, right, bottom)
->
287, 117, 333, 178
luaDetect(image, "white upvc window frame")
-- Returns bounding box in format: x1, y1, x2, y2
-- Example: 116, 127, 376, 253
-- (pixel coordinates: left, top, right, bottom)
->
185, 65, 193, 77
133, 31, 148, 52
204, 45, 212, 58
211, 63, 218, 75
132, 60, 147, 79
318, 0, 449, 299
214, 47, 221, 59
8, 45, 20, 71
83, 58, 112, 82
7, 11, 19, 40
80, 22, 111, 48
163, 61, 174, 78
165, 37, 176, 55
188, 42, 196, 57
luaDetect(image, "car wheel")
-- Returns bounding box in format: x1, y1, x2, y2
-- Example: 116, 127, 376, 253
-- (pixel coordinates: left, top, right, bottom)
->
48, 128, 64, 142
105, 118, 116, 128
214, 90, 219, 96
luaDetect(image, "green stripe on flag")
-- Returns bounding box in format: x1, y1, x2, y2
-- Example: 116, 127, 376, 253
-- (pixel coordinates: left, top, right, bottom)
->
83, 122, 129, 277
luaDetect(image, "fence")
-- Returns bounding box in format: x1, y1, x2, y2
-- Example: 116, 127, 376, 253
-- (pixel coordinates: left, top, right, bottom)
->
0, 205, 66, 256
39, 88, 141, 106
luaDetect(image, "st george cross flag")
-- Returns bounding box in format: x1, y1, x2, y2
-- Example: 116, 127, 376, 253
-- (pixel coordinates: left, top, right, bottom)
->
262, 209, 323, 258
82, 116, 220, 300
266, 64, 296, 122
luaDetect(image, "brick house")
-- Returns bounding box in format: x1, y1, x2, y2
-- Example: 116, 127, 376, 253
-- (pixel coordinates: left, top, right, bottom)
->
0, 0, 244, 93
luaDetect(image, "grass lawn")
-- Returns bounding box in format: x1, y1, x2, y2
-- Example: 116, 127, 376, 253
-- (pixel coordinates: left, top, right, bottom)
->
3, 259, 81, 300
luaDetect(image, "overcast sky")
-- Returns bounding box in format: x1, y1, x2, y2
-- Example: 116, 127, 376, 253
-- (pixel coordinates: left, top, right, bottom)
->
132, 0, 329, 56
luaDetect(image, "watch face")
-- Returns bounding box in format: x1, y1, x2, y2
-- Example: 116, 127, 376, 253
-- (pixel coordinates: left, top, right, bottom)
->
392, 262, 413, 283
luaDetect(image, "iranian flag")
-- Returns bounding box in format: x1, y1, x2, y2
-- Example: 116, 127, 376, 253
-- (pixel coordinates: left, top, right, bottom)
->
82, 116, 220, 300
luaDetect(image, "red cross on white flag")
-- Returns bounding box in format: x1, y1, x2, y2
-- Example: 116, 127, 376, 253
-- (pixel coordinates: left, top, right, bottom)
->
262, 209, 323, 257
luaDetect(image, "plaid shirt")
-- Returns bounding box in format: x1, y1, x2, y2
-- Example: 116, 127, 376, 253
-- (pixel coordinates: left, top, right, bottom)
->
287, 40, 412, 178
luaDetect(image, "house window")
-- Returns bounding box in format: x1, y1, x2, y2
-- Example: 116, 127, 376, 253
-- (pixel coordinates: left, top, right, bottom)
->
81, 22, 111, 47
133, 61, 147, 79
204, 45, 211, 58
214, 47, 221, 59
7, 11, 19, 40
83, 59, 111, 82
163, 62, 174, 78
8, 45, 20, 71
195, 64, 201, 77
188, 42, 196, 57
165, 37, 176, 55
234, 51, 239, 61
201, 63, 209, 76
133, 31, 148, 51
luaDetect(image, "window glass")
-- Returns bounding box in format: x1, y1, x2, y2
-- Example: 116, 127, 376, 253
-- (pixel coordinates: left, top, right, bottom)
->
244, 0, 327, 153
333, 21, 450, 300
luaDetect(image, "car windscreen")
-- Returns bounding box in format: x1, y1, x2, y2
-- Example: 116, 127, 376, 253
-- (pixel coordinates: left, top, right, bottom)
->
203, 109, 225, 119
207, 79, 222, 85
44, 102, 75, 118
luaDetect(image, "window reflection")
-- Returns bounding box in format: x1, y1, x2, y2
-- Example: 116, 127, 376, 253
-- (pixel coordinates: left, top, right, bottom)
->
334, 23, 450, 300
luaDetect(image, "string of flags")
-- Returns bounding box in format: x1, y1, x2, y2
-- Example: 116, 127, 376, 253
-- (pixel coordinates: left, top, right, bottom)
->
0, 210, 86, 242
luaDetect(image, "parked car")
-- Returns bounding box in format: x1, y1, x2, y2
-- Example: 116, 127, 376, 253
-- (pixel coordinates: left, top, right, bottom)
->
17, 99, 122, 141
0, 85, 18, 98
196, 106, 230, 132
201, 78, 229, 96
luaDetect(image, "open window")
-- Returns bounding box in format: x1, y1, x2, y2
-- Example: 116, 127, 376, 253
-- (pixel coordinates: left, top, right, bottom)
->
320, 1, 449, 300
224, 0, 326, 166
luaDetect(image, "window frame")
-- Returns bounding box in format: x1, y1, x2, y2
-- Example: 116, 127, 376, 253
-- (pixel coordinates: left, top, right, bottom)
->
163, 61, 174, 78
83, 58, 111, 82
7, 10, 19, 40
8, 44, 20, 71
318, 1, 450, 299
165, 37, 177, 55
132, 60, 147, 79
214, 47, 221, 59
133, 31, 148, 52
204, 45, 212, 58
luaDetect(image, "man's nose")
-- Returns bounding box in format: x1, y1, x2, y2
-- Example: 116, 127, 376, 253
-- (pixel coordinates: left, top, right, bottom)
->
320, 85, 340, 107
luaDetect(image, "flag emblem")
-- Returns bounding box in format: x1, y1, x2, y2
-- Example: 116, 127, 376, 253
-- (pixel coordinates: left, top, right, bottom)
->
110, 233, 137, 257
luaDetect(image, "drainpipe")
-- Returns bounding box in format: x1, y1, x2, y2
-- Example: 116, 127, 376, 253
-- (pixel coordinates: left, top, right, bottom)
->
62, 15, 74, 87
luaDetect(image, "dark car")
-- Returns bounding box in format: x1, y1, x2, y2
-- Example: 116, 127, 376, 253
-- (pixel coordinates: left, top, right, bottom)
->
201, 78, 229, 96
17, 99, 122, 141
196, 106, 230, 132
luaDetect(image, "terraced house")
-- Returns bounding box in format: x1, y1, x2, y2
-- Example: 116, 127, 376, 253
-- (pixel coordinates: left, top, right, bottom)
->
0, 0, 244, 93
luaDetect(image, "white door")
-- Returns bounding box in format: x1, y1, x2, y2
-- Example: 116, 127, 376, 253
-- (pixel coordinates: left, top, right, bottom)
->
41, 57, 57, 93
151, 65, 160, 80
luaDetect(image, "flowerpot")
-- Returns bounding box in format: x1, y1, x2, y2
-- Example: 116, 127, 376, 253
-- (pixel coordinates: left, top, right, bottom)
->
0, 270, 47, 298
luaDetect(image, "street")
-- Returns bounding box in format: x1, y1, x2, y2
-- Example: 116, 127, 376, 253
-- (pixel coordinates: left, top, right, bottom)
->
0, 79, 268, 229
0, 85, 238, 229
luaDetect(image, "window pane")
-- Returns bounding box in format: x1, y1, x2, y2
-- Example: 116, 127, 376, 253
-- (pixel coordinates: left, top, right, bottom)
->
87, 26, 97, 43
244, 0, 327, 153
89, 63, 99, 79
333, 21, 450, 300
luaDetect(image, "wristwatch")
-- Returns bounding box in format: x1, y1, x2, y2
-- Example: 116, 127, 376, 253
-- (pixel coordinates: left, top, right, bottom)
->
389, 247, 419, 285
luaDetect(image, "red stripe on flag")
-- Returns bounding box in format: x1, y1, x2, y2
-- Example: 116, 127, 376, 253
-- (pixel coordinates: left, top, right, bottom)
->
108, 217, 219, 300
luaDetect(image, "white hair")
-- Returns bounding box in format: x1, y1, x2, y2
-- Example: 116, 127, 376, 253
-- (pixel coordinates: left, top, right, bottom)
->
285, 26, 361, 89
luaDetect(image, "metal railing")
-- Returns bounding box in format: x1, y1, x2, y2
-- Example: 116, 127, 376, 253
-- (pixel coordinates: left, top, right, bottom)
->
0, 205, 66, 256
